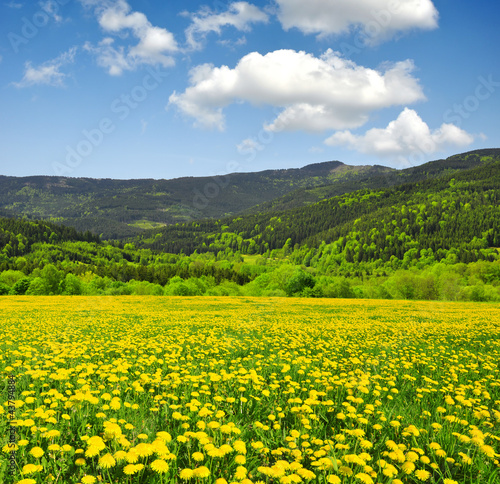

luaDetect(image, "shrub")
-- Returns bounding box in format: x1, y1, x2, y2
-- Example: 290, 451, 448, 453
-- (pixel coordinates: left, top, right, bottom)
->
10, 277, 31, 295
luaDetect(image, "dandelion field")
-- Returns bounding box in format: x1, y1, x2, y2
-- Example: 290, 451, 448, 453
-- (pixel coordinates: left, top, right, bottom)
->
1, 297, 499, 484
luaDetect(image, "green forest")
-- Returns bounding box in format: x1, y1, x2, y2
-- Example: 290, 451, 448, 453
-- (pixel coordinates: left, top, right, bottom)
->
1, 149, 499, 301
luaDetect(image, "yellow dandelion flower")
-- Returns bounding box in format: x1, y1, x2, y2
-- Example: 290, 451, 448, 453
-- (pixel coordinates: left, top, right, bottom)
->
150, 459, 170, 474
98, 453, 116, 469
123, 464, 140, 475
134, 443, 154, 457
156, 431, 172, 443
114, 450, 128, 462
382, 464, 398, 478
29, 447, 44, 458
234, 455, 246, 464
401, 461, 415, 474
125, 450, 140, 463
458, 452, 473, 465
406, 451, 419, 462
22, 464, 42, 475
327, 476, 341, 484
85, 445, 101, 458
339, 466, 353, 476
360, 439, 373, 449
234, 440, 247, 454
109, 398, 121, 410
193, 466, 210, 478
234, 466, 247, 480
192, 452, 204, 462
480, 445, 496, 458
414, 469, 431, 481
179, 468, 194, 480
81, 476, 96, 484
220, 444, 233, 455
103, 422, 122, 439
297, 468, 315, 480
355, 473, 374, 484
86, 436, 105, 451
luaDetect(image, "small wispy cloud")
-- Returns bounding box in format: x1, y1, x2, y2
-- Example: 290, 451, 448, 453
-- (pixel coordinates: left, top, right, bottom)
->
237, 137, 264, 154
5, 2, 23, 8
39, 0, 64, 22
13, 47, 77, 88
185, 2, 268, 50
217, 35, 247, 49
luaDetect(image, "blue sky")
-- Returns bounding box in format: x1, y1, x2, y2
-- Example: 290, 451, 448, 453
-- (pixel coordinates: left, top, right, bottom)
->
1, 0, 499, 180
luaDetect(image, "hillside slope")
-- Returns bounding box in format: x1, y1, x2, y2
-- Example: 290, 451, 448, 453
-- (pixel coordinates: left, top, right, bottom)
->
136, 151, 500, 266
244, 148, 500, 213
0, 162, 389, 239
0, 149, 498, 243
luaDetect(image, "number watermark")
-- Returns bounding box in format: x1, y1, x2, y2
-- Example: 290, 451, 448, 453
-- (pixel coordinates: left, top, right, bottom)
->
7, 374, 17, 477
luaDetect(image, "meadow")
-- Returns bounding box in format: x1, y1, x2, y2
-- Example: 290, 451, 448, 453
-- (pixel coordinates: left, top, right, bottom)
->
1, 297, 499, 484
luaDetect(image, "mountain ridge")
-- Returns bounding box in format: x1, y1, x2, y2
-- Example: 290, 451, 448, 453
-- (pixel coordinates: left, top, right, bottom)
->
0, 148, 498, 239
0, 160, 392, 238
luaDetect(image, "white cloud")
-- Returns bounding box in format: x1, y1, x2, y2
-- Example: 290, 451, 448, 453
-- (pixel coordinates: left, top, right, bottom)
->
217, 35, 247, 49
81, 0, 177, 75
237, 137, 264, 154
276, 0, 438, 44
83, 37, 131, 76
169, 49, 425, 132
324, 108, 474, 161
13, 47, 77, 87
185, 1, 269, 50
39, 0, 63, 22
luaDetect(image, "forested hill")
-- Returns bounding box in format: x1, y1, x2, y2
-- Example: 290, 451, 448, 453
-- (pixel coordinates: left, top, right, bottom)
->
0, 216, 99, 259
243, 148, 499, 213
135, 150, 500, 265
0, 149, 499, 300
1, 149, 496, 240
0, 161, 389, 239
